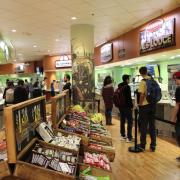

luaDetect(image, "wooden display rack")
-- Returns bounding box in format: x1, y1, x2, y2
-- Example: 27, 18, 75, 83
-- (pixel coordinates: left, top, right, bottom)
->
51, 92, 89, 146
90, 133, 112, 145
0, 161, 11, 178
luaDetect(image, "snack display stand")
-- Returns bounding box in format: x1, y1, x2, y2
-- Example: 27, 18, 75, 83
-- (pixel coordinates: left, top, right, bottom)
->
0, 161, 11, 178
4, 96, 79, 180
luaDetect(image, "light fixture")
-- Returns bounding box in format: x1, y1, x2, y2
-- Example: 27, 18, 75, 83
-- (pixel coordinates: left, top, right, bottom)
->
33, 45, 37, 48
55, 39, 59, 42
11, 29, 16, 32
13, 59, 16, 62
145, 59, 155, 62
18, 53, 22, 56
47, 50, 50, 52
71, 17, 77, 20
170, 56, 175, 59
162, 54, 167, 57
176, 54, 180, 57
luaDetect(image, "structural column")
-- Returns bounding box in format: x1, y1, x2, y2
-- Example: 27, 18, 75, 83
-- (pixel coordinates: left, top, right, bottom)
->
71, 24, 95, 109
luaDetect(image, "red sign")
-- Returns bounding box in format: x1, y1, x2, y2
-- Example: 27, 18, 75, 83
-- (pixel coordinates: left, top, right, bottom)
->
146, 19, 163, 33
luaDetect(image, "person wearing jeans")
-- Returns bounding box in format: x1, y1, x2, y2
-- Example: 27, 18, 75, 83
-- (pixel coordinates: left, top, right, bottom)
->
119, 75, 133, 142
138, 67, 156, 151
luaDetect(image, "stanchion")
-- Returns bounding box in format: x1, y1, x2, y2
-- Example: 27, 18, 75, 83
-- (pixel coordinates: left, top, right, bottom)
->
128, 107, 143, 153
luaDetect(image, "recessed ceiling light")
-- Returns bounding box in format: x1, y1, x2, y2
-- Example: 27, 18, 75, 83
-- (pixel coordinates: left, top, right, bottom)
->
162, 54, 167, 57
18, 53, 22, 56
33, 45, 37, 48
176, 54, 180, 57
11, 29, 16, 32
55, 39, 59, 42
13, 60, 16, 62
47, 50, 50, 52
145, 59, 155, 62
71, 17, 77, 20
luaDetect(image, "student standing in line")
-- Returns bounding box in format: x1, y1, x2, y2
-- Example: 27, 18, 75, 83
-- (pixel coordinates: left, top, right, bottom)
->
171, 72, 180, 161
63, 74, 71, 98
32, 81, 42, 98
14, 80, 28, 103
138, 67, 156, 152
50, 80, 56, 97
118, 75, 133, 142
29, 78, 34, 99
102, 76, 114, 125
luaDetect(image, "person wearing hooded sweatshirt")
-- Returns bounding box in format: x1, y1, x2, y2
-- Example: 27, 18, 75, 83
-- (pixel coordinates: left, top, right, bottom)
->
102, 76, 114, 125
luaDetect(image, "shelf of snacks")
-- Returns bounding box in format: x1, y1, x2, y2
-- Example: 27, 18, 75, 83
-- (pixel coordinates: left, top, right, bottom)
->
53, 105, 90, 146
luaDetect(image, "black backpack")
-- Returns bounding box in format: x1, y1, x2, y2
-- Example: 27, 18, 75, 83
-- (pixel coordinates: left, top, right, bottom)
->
144, 78, 162, 104
113, 85, 126, 108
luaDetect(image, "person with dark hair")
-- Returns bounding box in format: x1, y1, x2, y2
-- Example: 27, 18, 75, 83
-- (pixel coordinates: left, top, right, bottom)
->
14, 80, 28, 103
41, 77, 47, 95
51, 80, 56, 97
118, 74, 133, 142
171, 72, 180, 161
63, 74, 71, 98
4, 81, 14, 104
24, 79, 29, 95
102, 76, 114, 125
138, 66, 156, 151
3, 79, 10, 100
33, 81, 42, 98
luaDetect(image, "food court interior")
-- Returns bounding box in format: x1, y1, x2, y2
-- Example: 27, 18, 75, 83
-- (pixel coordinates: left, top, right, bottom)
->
0, 0, 180, 180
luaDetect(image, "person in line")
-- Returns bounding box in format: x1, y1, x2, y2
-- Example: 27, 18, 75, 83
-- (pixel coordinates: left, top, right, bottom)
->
50, 80, 56, 97
32, 81, 42, 98
3, 79, 10, 100
14, 80, 28, 104
171, 72, 180, 161
29, 78, 34, 99
41, 77, 47, 95
102, 76, 114, 125
118, 75, 133, 142
138, 66, 156, 152
24, 79, 29, 96
63, 74, 71, 98
4, 81, 14, 105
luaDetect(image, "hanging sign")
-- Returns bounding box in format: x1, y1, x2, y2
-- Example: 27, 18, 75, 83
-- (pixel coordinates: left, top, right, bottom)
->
100, 43, 113, 63
140, 18, 175, 54
55, 55, 72, 68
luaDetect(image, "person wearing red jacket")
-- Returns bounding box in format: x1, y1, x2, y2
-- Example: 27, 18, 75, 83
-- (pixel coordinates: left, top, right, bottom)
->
102, 76, 114, 125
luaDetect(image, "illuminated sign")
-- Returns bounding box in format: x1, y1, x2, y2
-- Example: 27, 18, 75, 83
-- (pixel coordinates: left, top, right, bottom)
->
140, 18, 175, 54
100, 43, 113, 63
55, 55, 72, 68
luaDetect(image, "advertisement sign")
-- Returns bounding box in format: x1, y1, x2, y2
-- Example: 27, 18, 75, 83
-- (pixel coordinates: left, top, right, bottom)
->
140, 18, 175, 54
55, 55, 72, 68
100, 43, 113, 63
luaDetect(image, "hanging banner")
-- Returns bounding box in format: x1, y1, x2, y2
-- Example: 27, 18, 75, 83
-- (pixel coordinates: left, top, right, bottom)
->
140, 18, 175, 54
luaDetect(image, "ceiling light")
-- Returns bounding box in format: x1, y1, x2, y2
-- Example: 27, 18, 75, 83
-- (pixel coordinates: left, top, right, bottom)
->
55, 39, 59, 42
18, 53, 22, 56
33, 45, 37, 48
145, 59, 155, 62
13, 60, 16, 62
71, 17, 77, 20
176, 54, 180, 57
170, 56, 175, 59
47, 50, 50, 52
162, 54, 167, 57
11, 29, 16, 32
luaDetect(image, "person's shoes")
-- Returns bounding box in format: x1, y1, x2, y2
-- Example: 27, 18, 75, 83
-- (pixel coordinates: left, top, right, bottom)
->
120, 135, 126, 141
176, 156, 180, 162
126, 138, 134, 143
150, 146, 156, 152
137, 144, 145, 151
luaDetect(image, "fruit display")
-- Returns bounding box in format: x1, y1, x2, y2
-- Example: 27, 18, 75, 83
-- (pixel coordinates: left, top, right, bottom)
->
30, 143, 77, 176
70, 105, 86, 116
51, 132, 81, 151
83, 152, 111, 171
90, 113, 104, 124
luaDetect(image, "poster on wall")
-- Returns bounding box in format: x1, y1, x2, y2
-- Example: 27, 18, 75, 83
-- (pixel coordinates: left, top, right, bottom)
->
140, 18, 175, 54
100, 43, 113, 63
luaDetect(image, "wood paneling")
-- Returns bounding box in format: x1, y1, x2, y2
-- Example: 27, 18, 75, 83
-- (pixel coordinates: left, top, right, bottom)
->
94, 7, 180, 66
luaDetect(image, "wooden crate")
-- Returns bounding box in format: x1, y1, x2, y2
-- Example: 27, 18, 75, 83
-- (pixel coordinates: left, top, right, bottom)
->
79, 164, 113, 180
0, 161, 11, 178
4, 96, 46, 163
13, 138, 78, 180
90, 133, 112, 145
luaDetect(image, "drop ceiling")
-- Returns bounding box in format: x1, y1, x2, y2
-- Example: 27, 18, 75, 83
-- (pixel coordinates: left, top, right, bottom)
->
0, 0, 179, 63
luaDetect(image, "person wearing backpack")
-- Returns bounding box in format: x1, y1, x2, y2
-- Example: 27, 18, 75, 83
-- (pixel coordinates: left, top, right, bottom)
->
117, 75, 133, 142
102, 76, 114, 125
138, 66, 161, 152
171, 72, 180, 161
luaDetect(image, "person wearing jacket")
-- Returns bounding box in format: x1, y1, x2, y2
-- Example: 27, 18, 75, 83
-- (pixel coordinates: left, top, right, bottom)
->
118, 75, 133, 142
102, 76, 114, 125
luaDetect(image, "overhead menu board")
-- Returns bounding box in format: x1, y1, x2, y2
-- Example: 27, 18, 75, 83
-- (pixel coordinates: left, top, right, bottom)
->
140, 18, 175, 54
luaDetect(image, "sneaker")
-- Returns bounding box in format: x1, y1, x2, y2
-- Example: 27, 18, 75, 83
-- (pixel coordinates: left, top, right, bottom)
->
137, 144, 145, 151
176, 156, 180, 162
126, 138, 134, 143
120, 135, 126, 141
150, 146, 156, 152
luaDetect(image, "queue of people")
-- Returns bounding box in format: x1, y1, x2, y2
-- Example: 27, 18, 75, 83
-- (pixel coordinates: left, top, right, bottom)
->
2, 74, 72, 105
102, 66, 180, 157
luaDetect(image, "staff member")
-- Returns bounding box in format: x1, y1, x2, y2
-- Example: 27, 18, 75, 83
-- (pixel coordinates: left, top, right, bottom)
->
171, 72, 180, 161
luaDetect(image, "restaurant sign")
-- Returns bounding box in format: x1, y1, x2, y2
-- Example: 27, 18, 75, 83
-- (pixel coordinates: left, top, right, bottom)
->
140, 18, 175, 54
55, 55, 72, 68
